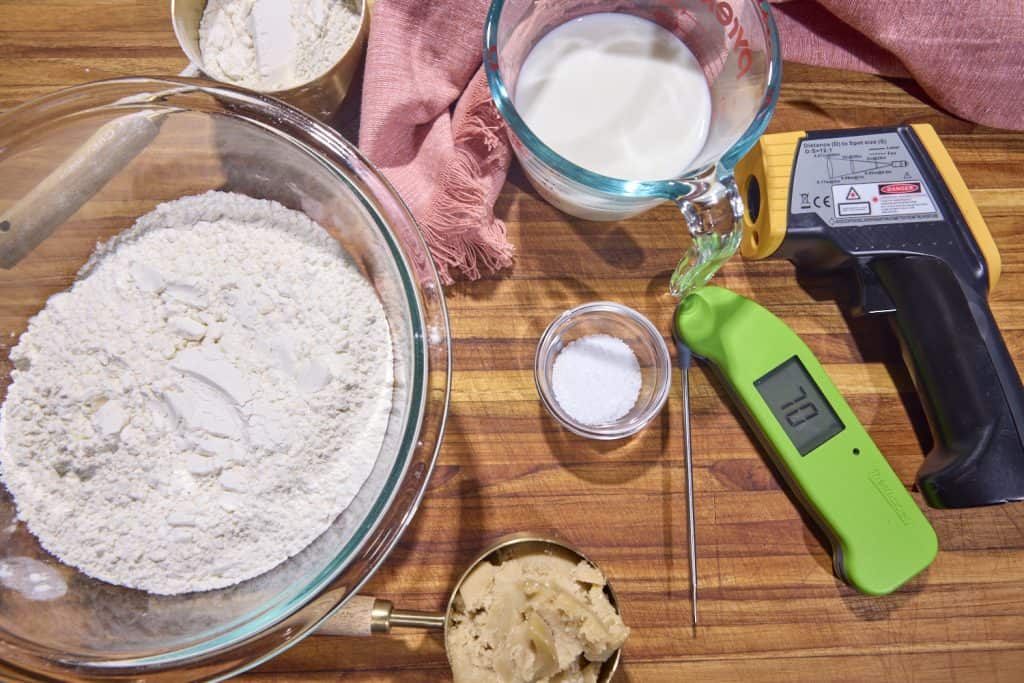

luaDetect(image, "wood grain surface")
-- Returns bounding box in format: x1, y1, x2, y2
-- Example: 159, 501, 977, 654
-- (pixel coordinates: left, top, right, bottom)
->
2, 2, 1024, 681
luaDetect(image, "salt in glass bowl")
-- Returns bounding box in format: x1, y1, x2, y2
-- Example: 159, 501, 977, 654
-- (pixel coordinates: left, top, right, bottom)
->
535, 302, 672, 440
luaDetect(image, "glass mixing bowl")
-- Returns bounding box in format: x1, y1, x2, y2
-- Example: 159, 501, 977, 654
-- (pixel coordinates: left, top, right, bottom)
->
0, 78, 450, 681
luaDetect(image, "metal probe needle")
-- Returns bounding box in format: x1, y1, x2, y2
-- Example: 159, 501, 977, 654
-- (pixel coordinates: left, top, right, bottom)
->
677, 340, 698, 626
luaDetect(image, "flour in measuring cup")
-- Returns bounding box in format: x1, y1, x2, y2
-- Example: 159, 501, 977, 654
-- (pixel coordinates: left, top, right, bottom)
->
514, 13, 712, 181
199, 0, 361, 91
0, 191, 393, 595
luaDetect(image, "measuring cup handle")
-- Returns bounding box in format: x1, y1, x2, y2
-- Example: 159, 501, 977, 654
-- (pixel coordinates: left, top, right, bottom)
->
669, 169, 745, 297
317, 596, 447, 636
317, 595, 392, 637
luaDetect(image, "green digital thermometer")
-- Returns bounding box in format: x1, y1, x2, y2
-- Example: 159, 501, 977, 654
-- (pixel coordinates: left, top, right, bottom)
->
675, 286, 937, 595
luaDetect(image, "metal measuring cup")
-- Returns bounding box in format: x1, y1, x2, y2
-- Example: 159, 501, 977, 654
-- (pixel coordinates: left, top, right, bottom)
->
171, 0, 370, 121
317, 533, 624, 682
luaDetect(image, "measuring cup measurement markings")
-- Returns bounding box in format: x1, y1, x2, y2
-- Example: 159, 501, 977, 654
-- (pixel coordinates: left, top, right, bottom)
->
485, 0, 781, 297
318, 534, 625, 682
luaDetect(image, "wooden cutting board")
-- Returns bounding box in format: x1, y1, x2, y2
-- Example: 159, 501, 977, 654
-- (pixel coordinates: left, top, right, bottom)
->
1, 2, 1023, 681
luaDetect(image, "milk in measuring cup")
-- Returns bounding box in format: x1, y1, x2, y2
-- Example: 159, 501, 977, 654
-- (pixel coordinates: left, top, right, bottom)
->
514, 13, 711, 182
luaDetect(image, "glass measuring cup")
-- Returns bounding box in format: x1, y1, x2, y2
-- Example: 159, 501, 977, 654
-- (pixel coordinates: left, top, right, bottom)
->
484, 0, 781, 296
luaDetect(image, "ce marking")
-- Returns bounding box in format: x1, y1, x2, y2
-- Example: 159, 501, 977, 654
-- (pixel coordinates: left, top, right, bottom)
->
800, 193, 832, 210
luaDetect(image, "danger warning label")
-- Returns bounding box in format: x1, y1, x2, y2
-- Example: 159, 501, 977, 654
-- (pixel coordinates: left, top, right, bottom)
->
879, 182, 922, 195
831, 180, 938, 222
790, 130, 941, 227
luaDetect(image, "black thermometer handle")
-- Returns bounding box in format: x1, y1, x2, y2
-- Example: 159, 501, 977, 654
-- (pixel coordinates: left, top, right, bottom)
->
872, 255, 1024, 507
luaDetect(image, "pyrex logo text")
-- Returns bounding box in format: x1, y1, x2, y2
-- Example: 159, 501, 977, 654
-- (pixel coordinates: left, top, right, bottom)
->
698, 0, 754, 78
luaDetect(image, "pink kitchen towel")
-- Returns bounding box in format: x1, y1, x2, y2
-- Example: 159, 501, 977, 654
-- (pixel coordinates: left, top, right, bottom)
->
359, 0, 1024, 284
771, 1, 1024, 131
358, 0, 512, 284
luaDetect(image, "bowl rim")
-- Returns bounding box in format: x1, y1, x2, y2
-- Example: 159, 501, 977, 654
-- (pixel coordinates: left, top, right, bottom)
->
534, 301, 672, 440
0, 76, 451, 681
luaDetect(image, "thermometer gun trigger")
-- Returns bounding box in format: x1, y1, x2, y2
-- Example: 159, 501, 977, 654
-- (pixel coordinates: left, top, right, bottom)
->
853, 258, 897, 316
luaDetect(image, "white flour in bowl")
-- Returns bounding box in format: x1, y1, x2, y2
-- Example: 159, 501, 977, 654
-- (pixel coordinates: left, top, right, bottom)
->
199, 0, 362, 91
0, 191, 393, 595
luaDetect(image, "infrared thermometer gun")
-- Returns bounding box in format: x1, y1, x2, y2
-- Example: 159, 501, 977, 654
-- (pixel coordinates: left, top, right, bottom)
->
736, 124, 1024, 509
676, 286, 937, 595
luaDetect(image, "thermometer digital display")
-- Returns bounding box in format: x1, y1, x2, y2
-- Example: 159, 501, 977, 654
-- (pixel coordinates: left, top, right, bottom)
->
675, 286, 937, 595
754, 356, 844, 456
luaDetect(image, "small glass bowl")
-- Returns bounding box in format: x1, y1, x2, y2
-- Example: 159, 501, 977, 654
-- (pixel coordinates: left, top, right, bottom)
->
535, 302, 672, 440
